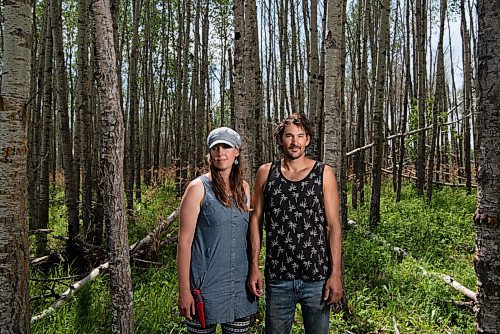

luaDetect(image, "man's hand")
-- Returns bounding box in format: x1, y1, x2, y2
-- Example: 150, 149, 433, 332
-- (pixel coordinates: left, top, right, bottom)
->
178, 290, 195, 320
248, 268, 264, 298
323, 274, 343, 305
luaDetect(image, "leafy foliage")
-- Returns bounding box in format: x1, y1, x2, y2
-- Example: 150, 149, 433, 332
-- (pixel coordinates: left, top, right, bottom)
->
30, 181, 476, 333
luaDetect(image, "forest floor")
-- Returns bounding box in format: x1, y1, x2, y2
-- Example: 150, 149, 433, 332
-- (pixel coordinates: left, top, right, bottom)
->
29, 180, 477, 333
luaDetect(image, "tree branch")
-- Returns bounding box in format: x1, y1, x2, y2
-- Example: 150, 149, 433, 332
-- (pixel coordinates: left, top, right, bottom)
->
31, 208, 180, 323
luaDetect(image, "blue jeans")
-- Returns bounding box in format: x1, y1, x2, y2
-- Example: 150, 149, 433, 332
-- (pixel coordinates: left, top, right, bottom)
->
265, 279, 330, 334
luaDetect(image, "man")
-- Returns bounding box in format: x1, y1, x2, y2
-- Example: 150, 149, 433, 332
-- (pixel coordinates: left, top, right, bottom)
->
248, 113, 343, 334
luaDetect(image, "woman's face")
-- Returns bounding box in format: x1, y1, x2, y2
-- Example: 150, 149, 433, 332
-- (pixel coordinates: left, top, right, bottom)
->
210, 143, 239, 171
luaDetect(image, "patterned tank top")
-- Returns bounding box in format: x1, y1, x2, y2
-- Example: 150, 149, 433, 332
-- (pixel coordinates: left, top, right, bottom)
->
263, 160, 330, 281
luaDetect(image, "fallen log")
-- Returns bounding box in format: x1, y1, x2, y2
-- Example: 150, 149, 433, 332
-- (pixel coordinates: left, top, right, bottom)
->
129, 207, 179, 257
31, 208, 180, 323
31, 262, 110, 322
347, 219, 477, 302
440, 274, 476, 302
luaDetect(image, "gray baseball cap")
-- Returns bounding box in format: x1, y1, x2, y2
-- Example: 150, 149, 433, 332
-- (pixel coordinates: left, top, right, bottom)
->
207, 127, 241, 149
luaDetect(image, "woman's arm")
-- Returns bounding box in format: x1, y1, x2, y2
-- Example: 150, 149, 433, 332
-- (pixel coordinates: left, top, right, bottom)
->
177, 178, 204, 320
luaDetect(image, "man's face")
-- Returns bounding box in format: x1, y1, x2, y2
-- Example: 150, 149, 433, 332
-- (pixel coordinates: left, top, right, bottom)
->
279, 124, 310, 160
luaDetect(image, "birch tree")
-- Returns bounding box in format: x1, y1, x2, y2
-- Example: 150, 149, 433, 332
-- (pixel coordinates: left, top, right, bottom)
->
0, 0, 32, 331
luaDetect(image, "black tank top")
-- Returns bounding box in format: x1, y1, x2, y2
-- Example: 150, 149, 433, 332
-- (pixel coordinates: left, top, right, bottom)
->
263, 160, 330, 281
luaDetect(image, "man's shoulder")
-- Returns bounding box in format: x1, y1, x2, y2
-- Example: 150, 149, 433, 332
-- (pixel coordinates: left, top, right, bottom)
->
255, 162, 274, 186
258, 161, 276, 174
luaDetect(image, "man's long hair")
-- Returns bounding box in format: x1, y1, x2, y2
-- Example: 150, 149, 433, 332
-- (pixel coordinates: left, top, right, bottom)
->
208, 154, 248, 212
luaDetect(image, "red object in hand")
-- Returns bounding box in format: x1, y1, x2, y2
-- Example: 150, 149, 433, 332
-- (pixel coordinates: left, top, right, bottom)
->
192, 288, 206, 329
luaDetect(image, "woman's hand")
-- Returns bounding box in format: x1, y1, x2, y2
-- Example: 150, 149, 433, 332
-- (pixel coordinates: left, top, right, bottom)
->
178, 290, 196, 320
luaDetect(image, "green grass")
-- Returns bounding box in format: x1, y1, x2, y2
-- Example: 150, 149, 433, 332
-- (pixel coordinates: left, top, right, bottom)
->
30, 181, 476, 333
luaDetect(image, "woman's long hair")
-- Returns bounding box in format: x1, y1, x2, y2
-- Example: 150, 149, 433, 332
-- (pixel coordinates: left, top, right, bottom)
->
209, 154, 248, 212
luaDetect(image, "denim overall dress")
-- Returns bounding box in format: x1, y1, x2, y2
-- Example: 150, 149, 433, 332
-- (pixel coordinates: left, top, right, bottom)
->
189, 175, 257, 325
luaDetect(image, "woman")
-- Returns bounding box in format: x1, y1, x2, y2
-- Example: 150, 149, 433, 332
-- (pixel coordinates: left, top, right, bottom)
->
177, 127, 257, 334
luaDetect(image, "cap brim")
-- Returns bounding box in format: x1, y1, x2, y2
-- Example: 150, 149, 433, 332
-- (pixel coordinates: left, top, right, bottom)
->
209, 139, 236, 149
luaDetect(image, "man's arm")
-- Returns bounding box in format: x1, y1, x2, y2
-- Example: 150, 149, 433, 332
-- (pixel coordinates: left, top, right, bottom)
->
247, 163, 271, 298
322, 165, 344, 304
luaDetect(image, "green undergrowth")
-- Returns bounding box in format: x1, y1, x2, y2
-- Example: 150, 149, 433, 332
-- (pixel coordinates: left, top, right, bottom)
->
30, 181, 476, 333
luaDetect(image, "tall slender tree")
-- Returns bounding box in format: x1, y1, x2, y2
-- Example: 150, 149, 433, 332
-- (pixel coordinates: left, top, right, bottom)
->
460, 0, 473, 195
426, 0, 447, 202
245, 0, 262, 178
0, 0, 33, 331
92, 0, 135, 331
52, 0, 80, 240
308, 0, 321, 159
474, 1, 500, 331
324, 0, 347, 226
415, 0, 427, 195
38, 8, 53, 254
76, 0, 93, 240
353, 0, 369, 209
126, 0, 140, 210
369, 0, 390, 227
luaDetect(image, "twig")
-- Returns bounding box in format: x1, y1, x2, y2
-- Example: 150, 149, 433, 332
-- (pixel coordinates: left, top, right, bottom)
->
30, 255, 50, 265
30, 292, 60, 302
29, 229, 54, 235
393, 316, 400, 334
132, 258, 162, 266
30, 275, 82, 282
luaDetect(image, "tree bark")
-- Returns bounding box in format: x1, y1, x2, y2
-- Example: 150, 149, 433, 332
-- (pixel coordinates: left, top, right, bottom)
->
92, 0, 135, 331
369, 0, 390, 228
52, 0, 80, 240
0, 0, 32, 331
245, 0, 262, 179
308, 0, 321, 160
324, 0, 347, 227
426, 0, 446, 202
353, 0, 369, 209
38, 8, 53, 255
126, 0, 140, 210
474, 1, 500, 331
415, 0, 427, 195
76, 0, 93, 241
460, 0, 473, 196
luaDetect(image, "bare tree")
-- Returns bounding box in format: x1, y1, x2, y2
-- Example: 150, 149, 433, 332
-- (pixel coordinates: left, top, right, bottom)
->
0, 0, 33, 331
426, 0, 447, 202
415, 0, 427, 195
126, 0, 140, 210
38, 7, 53, 254
52, 0, 80, 240
460, 0, 473, 195
353, 0, 369, 209
92, 0, 135, 331
324, 0, 347, 226
369, 0, 390, 227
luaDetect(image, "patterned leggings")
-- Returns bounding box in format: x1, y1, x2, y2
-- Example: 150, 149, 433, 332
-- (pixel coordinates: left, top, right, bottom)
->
185, 317, 250, 334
